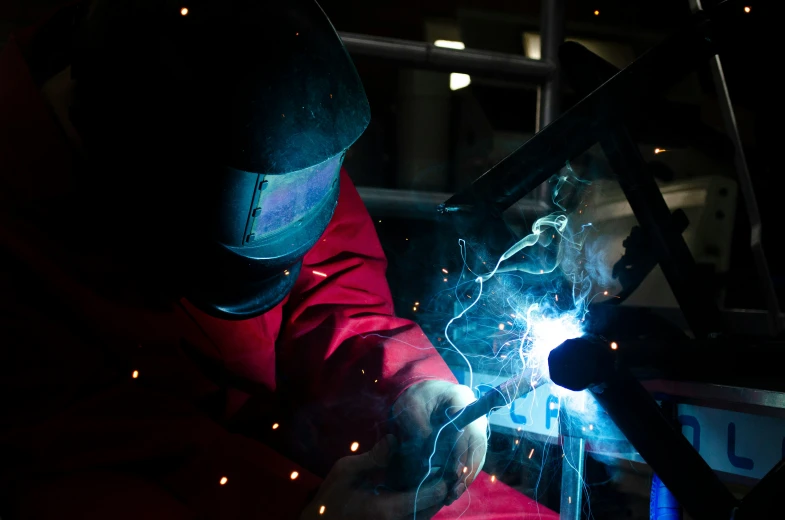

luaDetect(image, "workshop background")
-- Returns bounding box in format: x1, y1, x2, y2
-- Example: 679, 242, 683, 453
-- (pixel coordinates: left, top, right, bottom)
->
0, 1, 778, 519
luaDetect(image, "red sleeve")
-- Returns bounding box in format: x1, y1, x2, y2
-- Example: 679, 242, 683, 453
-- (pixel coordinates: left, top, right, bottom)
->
277, 169, 456, 469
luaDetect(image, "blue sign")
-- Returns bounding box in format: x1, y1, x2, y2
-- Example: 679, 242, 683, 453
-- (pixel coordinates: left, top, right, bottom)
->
460, 370, 785, 479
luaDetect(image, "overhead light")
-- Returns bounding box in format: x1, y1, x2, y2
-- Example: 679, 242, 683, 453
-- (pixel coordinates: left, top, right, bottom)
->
434, 40, 466, 50
450, 73, 471, 90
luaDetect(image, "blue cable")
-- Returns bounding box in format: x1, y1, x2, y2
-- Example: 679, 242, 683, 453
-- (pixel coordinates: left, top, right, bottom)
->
650, 473, 683, 520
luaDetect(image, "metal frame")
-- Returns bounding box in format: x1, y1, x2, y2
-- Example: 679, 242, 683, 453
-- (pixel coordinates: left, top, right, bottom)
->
439, 1, 732, 339
435, 1, 780, 518
342, 0, 565, 207
687, 0, 781, 336
339, 32, 554, 80
343, 1, 779, 516
536, 0, 566, 130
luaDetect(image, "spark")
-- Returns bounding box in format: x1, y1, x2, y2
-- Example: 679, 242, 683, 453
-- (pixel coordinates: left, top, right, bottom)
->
594, 10, 599, 15
589, 424, 594, 430
272, 423, 279, 430
378, 220, 382, 223
415, 174, 600, 519
415, 302, 419, 306
319, 506, 326, 515
463, 466, 468, 474
219, 476, 228, 485
744, 6, 751, 12
350, 442, 359, 452
313, 270, 327, 278
406, 238, 409, 241
361, 369, 365, 374
132, 370, 139, 379
603, 290, 608, 296
654, 148, 667, 154
374, 379, 378, 383
290, 471, 299, 480
413, 307, 417, 312
569, 496, 573, 504
610, 341, 618, 350
284, 270, 290, 276
180, 7, 189, 16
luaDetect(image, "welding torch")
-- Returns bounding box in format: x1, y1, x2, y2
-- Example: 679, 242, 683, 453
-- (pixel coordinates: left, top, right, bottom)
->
386, 370, 538, 490
446, 370, 538, 431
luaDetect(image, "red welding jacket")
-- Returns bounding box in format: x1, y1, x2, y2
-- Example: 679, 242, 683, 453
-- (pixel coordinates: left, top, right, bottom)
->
0, 13, 557, 520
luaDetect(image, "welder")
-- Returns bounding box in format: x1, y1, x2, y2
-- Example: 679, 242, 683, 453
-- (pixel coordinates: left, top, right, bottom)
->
0, 1, 557, 518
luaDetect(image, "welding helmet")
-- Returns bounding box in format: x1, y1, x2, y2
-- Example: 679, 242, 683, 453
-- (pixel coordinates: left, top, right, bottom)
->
69, 0, 370, 319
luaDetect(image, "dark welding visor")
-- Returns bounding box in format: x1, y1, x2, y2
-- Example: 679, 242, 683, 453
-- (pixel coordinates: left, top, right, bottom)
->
69, 0, 370, 319
182, 152, 344, 319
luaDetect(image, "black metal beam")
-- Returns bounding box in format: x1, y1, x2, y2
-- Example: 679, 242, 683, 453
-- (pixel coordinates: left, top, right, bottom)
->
600, 127, 722, 338
440, 0, 742, 215
549, 337, 740, 520
738, 459, 785, 519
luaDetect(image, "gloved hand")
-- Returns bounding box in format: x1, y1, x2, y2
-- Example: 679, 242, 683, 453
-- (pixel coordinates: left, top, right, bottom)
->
389, 380, 488, 506
300, 435, 449, 520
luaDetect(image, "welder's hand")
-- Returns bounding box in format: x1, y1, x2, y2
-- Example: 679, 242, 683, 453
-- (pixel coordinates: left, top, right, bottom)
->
391, 380, 488, 504
300, 435, 449, 520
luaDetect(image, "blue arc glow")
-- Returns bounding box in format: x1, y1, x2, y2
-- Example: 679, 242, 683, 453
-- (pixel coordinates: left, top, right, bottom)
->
412, 170, 619, 518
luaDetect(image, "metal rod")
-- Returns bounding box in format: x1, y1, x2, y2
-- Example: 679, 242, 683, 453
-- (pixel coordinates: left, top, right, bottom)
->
448, 372, 536, 431
398, 372, 537, 484
338, 32, 554, 80
599, 127, 723, 338
589, 370, 738, 519
688, 0, 781, 336
549, 337, 741, 520
356, 186, 548, 220
537, 0, 566, 130
535, 0, 567, 205
559, 436, 585, 520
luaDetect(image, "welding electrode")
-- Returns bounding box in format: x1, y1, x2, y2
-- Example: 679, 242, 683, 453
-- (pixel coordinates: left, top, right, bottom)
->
410, 371, 536, 474
446, 371, 536, 430
386, 371, 537, 491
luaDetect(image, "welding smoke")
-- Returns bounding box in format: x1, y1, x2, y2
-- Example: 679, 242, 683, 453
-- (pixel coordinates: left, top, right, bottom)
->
440, 167, 626, 449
